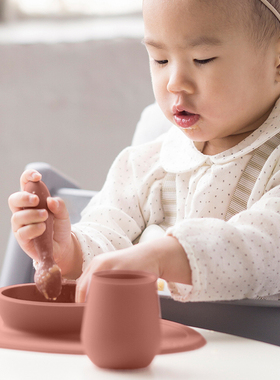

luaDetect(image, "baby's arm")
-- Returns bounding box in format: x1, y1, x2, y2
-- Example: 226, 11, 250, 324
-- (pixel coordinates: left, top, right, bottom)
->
8, 169, 83, 280
76, 236, 191, 302
166, 185, 280, 302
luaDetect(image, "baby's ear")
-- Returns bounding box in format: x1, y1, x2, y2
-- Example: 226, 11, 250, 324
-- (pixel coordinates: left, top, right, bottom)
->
276, 36, 280, 61
276, 68, 280, 83
275, 38, 280, 82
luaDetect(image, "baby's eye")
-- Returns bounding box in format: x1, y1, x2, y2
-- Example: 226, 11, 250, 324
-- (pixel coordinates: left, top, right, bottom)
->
154, 59, 168, 66
194, 57, 216, 65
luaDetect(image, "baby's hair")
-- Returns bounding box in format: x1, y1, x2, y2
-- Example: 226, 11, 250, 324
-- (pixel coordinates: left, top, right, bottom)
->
250, 0, 280, 48
198, 0, 280, 49
144, 0, 280, 48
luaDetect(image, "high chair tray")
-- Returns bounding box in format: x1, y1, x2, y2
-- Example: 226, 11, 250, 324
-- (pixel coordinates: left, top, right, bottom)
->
160, 296, 280, 346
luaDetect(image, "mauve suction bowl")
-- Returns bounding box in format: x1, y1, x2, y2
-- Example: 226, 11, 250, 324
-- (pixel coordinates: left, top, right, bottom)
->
0, 283, 84, 335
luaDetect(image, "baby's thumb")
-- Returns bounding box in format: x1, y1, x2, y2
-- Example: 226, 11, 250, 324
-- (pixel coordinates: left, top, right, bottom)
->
47, 197, 69, 221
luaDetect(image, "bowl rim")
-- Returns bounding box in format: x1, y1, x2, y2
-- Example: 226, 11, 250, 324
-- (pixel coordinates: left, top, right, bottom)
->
0, 283, 85, 307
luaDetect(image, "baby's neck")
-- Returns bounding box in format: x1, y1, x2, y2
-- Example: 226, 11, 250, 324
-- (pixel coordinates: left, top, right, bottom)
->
202, 131, 253, 156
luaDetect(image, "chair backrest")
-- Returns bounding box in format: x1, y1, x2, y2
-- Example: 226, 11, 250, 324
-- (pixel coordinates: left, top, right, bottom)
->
132, 102, 172, 146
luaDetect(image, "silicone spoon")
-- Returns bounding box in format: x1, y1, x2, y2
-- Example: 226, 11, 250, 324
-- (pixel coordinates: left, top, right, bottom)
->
24, 180, 62, 300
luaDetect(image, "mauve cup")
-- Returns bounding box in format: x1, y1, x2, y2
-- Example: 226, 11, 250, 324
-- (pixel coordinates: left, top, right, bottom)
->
81, 270, 161, 370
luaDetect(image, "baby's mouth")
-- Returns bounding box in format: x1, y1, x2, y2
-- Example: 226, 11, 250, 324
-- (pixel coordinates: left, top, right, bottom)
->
179, 110, 192, 115
173, 109, 200, 129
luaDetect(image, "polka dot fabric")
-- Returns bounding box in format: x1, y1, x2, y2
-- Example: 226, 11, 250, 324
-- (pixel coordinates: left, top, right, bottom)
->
72, 136, 167, 271
72, 98, 280, 302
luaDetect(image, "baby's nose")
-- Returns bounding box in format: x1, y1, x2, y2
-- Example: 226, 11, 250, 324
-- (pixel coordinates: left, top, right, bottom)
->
167, 66, 195, 95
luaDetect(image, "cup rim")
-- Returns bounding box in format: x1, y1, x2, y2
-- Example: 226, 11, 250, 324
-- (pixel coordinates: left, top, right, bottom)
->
92, 270, 157, 285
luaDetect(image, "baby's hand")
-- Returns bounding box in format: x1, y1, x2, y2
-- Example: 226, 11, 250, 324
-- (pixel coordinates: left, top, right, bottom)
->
8, 169, 73, 276
75, 236, 191, 303
75, 241, 161, 303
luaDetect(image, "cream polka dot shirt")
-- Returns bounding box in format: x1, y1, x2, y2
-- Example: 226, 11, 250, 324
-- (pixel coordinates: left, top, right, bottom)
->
72, 99, 280, 302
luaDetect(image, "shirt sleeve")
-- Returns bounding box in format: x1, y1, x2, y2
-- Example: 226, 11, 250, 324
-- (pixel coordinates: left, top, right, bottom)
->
71, 139, 166, 272
166, 185, 280, 302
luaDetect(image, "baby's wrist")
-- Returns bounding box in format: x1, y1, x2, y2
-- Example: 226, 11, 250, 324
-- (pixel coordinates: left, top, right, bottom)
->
153, 236, 191, 285
60, 231, 83, 280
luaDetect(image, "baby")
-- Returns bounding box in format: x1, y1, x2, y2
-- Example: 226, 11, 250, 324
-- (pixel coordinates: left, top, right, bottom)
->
9, 0, 280, 302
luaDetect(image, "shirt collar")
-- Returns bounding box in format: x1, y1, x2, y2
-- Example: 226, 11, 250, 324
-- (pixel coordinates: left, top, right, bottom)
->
160, 98, 280, 173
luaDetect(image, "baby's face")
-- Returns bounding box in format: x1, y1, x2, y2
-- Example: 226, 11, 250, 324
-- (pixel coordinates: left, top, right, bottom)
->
143, 0, 280, 151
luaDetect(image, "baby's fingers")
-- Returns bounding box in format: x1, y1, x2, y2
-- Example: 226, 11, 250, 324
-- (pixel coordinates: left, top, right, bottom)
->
20, 169, 42, 191
16, 222, 46, 244
8, 191, 39, 214
11, 208, 48, 233
75, 274, 90, 303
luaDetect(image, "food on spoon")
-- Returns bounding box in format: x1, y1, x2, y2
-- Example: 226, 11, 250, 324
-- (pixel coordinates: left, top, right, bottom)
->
24, 180, 62, 301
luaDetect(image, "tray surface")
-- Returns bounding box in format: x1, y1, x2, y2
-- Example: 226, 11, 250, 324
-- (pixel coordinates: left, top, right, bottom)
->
0, 317, 206, 355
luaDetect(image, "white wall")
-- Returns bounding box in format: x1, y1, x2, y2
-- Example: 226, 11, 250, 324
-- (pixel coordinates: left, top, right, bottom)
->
0, 17, 155, 270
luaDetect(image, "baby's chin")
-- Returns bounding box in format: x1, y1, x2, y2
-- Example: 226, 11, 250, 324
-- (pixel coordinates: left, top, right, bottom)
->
177, 124, 202, 139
